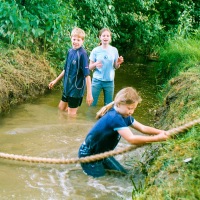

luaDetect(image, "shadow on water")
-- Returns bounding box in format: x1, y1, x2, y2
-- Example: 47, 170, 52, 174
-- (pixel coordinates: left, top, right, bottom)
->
0, 58, 158, 199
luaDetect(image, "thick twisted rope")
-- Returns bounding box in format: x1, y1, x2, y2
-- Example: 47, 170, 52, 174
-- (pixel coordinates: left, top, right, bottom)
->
0, 118, 199, 164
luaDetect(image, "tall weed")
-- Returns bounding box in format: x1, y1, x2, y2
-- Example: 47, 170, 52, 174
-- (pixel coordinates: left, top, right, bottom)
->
155, 33, 200, 84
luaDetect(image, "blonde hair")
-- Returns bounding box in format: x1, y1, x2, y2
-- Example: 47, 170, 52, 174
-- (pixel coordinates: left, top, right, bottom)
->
114, 87, 142, 105
71, 27, 86, 40
96, 87, 142, 119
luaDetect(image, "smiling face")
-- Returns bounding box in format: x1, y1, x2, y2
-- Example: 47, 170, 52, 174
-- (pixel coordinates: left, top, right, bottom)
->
99, 30, 111, 45
116, 102, 138, 117
71, 36, 84, 50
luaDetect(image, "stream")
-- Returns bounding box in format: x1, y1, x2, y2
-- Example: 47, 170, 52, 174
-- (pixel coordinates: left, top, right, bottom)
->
0, 58, 158, 200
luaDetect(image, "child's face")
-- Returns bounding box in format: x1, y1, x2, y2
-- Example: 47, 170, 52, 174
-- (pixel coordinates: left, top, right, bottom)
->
117, 103, 138, 117
71, 36, 84, 50
99, 30, 111, 45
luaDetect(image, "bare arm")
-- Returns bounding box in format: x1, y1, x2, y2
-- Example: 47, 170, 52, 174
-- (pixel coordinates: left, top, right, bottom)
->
48, 70, 65, 89
114, 56, 124, 69
118, 119, 169, 145
85, 75, 93, 106
89, 60, 102, 70
131, 120, 164, 135
118, 128, 168, 145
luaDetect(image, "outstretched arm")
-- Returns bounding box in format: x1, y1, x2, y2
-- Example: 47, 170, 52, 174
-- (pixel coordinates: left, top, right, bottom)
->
118, 119, 169, 145
118, 128, 168, 145
49, 70, 65, 89
132, 120, 164, 135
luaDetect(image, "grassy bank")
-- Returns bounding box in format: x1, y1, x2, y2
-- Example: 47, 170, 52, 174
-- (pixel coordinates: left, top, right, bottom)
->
132, 37, 200, 199
0, 42, 56, 114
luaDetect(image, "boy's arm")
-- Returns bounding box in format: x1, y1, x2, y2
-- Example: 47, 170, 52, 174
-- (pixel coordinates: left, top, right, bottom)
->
49, 70, 65, 89
85, 75, 93, 106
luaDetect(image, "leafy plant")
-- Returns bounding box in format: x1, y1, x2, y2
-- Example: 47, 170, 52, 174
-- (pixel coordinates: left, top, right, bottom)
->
0, 0, 75, 62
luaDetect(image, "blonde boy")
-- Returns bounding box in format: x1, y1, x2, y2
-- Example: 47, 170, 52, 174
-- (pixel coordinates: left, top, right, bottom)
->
49, 27, 93, 115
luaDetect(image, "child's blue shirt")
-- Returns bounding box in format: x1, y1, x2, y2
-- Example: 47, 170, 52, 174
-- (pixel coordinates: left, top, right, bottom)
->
63, 47, 90, 98
84, 108, 134, 154
89, 45, 119, 81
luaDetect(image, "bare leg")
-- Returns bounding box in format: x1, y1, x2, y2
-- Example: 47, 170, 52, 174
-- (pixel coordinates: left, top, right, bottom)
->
58, 100, 78, 116
58, 100, 68, 111
68, 107, 78, 116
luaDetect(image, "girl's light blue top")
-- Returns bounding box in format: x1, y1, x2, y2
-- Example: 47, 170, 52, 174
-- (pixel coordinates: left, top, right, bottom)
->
89, 45, 119, 81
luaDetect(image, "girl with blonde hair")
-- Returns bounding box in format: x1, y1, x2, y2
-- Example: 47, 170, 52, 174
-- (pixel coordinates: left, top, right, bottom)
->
78, 87, 169, 177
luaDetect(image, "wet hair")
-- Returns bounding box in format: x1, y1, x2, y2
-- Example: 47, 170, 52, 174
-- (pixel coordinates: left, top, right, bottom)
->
71, 27, 85, 40
96, 87, 142, 119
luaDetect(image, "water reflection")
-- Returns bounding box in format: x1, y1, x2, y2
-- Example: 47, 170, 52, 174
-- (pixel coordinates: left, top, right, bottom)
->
0, 60, 158, 199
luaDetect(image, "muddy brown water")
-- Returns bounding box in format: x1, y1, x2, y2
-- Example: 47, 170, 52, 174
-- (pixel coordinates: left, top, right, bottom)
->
0, 59, 158, 199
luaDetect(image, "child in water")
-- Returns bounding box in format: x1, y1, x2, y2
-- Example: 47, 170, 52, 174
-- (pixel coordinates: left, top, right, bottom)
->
78, 87, 169, 177
49, 27, 93, 115
89, 28, 124, 106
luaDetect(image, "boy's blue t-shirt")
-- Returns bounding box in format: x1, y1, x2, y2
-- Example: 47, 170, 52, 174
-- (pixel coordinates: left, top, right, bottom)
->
84, 108, 134, 154
89, 45, 119, 81
63, 47, 90, 98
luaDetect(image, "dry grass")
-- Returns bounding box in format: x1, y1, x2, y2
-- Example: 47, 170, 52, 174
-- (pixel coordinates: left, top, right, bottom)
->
156, 66, 200, 129
0, 47, 56, 114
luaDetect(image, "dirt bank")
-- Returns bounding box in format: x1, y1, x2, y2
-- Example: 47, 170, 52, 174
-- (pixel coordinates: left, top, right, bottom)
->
0, 47, 57, 114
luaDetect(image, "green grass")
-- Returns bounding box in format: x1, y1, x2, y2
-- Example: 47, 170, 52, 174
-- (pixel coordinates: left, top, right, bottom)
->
154, 34, 200, 85
132, 35, 200, 200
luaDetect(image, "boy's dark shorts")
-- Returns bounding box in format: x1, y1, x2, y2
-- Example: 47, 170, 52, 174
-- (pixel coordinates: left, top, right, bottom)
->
61, 95, 83, 108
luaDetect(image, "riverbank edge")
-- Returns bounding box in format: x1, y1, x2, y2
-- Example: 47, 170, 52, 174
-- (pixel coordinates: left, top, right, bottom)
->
0, 47, 57, 115
135, 63, 200, 199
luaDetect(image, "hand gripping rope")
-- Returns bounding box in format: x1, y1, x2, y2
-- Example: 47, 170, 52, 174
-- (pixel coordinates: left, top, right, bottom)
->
0, 118, 199, 165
